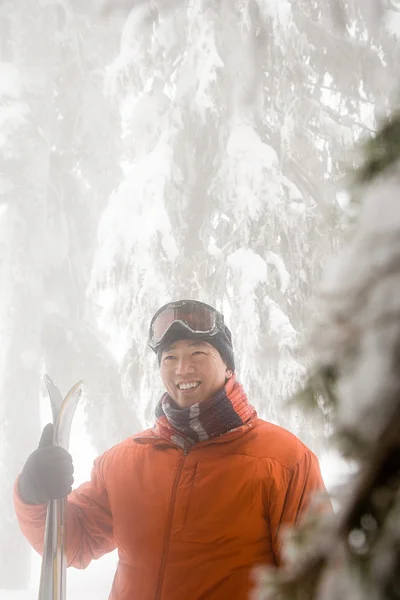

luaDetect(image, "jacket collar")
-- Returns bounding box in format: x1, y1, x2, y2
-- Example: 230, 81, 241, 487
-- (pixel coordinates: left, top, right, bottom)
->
133, 413, 257, 451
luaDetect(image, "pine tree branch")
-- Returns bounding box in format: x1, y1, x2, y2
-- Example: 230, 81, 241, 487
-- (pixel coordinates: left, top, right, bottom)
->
355, 111, 400, 182
338, 396, 400, 538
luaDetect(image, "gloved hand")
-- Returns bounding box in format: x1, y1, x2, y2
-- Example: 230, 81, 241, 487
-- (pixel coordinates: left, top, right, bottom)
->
18, 423, 74, 505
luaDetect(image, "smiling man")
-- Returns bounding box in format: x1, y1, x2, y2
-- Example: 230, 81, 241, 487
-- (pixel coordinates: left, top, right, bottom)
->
14, 299, 328, 600
160, 339, 230, 408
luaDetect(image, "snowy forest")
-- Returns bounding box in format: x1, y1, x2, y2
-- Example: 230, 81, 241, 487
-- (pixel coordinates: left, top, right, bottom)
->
1, 0, 400, 598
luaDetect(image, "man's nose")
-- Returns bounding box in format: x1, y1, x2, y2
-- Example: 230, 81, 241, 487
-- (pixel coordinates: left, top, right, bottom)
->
175, 356, 195, 374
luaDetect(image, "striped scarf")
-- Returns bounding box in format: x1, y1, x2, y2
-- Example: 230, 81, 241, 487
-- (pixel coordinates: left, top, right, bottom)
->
154, 375, 255, 448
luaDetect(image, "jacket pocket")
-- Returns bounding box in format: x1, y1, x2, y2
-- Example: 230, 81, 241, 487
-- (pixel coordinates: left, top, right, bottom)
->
178, 454, 260, 545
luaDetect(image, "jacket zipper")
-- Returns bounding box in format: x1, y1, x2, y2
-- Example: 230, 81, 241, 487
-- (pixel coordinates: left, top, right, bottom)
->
155, 448, 188, 600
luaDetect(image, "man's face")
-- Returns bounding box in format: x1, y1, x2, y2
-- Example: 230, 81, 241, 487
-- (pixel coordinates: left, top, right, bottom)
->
159, 339, 233, 408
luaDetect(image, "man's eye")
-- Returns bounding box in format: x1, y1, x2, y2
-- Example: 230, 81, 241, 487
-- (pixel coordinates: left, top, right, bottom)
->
164, 355, 175, 361
193, 351, 205, 356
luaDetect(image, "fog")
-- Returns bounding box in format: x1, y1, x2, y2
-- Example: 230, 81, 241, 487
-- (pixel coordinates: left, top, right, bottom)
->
0, 1, 399, 598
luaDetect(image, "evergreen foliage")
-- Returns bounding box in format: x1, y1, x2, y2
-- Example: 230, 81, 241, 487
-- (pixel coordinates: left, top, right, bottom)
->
254, 52, 400, 600
89, 0, 399, 451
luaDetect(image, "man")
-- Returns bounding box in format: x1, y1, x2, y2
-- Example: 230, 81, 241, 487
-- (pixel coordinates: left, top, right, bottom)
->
14, 299, 328, 600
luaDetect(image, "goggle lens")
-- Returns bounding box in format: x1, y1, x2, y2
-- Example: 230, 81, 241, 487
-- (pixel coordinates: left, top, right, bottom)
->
150, 302, 219, 349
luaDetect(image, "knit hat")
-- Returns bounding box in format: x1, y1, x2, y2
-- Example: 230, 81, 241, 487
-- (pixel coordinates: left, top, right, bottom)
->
156, 321, 235, 371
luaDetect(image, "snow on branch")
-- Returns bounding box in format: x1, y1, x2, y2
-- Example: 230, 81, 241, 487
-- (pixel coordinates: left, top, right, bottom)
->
253, 106, 400, 599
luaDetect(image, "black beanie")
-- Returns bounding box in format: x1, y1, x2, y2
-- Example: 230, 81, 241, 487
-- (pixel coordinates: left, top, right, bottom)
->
156, 322, 235, 372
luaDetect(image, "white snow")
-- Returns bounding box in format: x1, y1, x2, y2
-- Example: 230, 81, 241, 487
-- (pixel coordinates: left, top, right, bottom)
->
320, 448, 356, 494
0, 64, 29, 153
89, 139, 179, 357
175, 5, 223, 119
264, 298, 297, 350
335, 189, 352, 212
383, 9, 400, 37
0, 104, 30, 152
227, 248, 268, 291
0, 63, 22, 99
0, 593, 33, 599
0, 549, 116, 599
265, 251, 290, 295
258, 0, 292, 28
318, 109, 355, 147
214, 120, 285, 226
227, 123, 279, 170
313, 168, 400, 446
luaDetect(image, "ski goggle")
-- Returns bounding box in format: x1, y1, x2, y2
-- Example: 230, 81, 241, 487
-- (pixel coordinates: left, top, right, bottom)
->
149, 300, 225, 352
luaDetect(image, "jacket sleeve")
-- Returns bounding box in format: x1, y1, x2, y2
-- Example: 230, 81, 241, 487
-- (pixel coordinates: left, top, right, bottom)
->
14, 453, 116, 569
266, 448, 330, 566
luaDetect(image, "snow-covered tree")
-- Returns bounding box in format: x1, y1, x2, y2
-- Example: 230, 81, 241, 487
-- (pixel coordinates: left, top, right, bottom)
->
253, 108, 400, 600
0, 2, 58, 586
252, 2, 400, 596
89, 0, 400, 452
0, 1, 137, 588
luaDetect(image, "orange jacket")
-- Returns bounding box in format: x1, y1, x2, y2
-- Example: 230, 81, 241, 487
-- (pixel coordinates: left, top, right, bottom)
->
14, 416, 327, 600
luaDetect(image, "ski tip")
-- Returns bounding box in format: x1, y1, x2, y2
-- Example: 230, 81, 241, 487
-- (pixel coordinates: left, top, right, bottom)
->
44, 375, 84, 389
43, 373, 54, 386
65, 379, 85, 400
73, 379, 85, 393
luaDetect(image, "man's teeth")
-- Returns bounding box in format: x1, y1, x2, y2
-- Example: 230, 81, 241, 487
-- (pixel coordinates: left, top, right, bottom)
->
178, 382, 200, 390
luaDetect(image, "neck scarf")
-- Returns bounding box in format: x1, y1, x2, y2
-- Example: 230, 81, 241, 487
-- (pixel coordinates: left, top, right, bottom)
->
154, 375, 255, 448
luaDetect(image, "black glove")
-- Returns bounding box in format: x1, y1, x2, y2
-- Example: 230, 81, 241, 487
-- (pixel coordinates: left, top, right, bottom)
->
19, 423, 74, 505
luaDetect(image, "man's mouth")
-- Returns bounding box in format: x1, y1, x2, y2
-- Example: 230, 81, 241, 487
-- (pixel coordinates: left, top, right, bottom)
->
177, 381, 201, 391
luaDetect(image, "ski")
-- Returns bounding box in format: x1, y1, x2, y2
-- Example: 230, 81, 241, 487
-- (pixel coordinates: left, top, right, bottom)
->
38, 375, 83, 600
